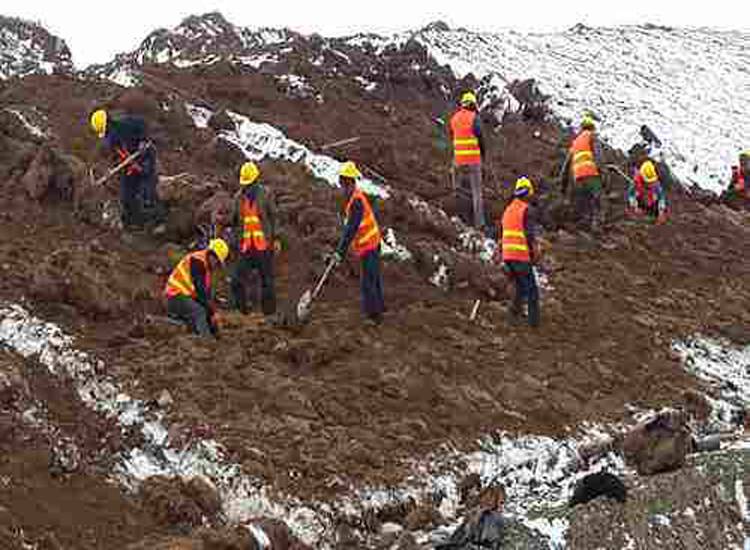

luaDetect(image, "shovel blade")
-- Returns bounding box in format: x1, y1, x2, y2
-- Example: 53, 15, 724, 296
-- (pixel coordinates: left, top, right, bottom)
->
296, 289, 313, 322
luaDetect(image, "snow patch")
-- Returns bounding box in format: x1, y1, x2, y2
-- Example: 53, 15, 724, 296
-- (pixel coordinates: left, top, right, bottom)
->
354, 75, 378, 92
381, 228, 412, 262
4, 108, 46, 138
0, 303, 324, 546
409, 25, 750, 193
673, 337, 749, 431
184, 103, 213, 129
107, 67, 139, 88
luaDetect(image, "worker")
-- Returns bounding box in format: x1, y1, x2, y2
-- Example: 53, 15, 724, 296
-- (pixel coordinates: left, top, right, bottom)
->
627, 154, 668, 223
333, 161, 384, 324
729, 150, 749, 199
90, 109, 161, 229
164, 238, 229, 337
229, 162, 277, 315
449, 91, 486, 230
436, 484, 507, 549
562, 115, 602, 231
501, 177, 540, 328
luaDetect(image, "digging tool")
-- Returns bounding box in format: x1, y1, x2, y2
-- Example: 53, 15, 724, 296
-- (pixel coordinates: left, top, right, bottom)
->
296, 258, 337, 322
320, 136, 361, 151
91, 141, 153, 187
469, 299, 481, 322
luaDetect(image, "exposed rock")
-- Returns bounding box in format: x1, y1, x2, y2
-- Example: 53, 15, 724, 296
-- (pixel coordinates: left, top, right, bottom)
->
622, 410, 692, 475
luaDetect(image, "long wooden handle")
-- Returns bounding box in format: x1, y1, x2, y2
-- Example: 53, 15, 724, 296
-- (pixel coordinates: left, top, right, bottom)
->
94, 141, 153, 186
311, 260, 336, 300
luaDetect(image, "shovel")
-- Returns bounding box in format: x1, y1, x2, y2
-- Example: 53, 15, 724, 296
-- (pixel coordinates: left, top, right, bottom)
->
91, 141, 153, 187
296, 259, 337, 322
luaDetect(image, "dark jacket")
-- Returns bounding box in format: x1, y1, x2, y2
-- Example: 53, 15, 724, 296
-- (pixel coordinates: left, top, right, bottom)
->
436, 509, 506, 550
104, 114, 155, 176
231, 183, 276, 253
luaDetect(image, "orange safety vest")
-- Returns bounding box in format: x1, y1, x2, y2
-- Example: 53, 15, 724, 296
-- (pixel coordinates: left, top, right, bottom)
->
732, 166, 746, 194
569, 130, 600, 182
239, 195, 268, 253
345, 188, 381, 257
501, 199, 530, 263
164, 250, 212, 299
450, 108, 481, 166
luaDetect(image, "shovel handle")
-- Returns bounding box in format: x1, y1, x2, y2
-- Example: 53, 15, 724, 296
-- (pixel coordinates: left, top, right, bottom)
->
312, 259, 337, 300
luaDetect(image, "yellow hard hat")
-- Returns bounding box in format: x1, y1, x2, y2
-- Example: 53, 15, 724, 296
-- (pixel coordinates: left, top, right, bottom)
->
641, 160, 658, 183
339, 161, 362, 179
90, 109, 107, 138
514, 176, 534, 197
581, 115, 595, 130
239, 161, 260, 186
208, 238, 229, 264
461, 91, 477, 106
740, 150, 750, 160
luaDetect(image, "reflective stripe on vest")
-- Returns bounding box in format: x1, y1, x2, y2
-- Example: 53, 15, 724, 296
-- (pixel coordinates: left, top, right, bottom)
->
240, 196, 268, 253
501, 199, 530, 262
570, 130, 599, 181
346, 189, 381, 256
450, 108, 481, 166
164, 250, 211, 299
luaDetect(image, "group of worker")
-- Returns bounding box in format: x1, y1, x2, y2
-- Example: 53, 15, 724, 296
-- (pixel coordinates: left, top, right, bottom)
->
89, 89, 744, 335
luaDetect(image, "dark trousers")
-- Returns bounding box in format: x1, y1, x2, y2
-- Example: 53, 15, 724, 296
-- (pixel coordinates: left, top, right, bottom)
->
574, 176, 602, 231
453, 164, 485, 229
230, 250, 276, 315
120, 173, 145, 228
167, 296, 212, 336
504, 261, 540, 327
360, 248, 384, 318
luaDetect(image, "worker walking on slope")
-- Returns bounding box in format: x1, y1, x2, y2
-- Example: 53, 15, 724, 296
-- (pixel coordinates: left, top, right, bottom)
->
449, 91, 486, 230
627, 153, 668, 223
90, 109, 161, 229
164, 238, 229, 337
333, 161, 385, 325
501, 177, 540, 328
729, 150, 750, 200
562, 115, 603, 232
229, 162, 277, 316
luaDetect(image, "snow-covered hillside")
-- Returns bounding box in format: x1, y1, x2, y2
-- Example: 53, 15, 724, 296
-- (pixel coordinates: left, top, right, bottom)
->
404, 23, 750, 193
0, 15, 72, 79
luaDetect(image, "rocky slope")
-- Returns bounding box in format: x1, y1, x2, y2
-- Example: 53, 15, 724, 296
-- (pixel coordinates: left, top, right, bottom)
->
0, 11, 747, 549
0, 15, 72, 79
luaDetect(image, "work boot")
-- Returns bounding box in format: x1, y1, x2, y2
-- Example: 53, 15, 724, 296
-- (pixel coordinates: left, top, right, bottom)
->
364, 312, 383, 326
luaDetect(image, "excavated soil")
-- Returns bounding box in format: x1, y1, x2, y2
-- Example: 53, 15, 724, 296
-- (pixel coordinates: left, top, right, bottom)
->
0, 65, 748, 546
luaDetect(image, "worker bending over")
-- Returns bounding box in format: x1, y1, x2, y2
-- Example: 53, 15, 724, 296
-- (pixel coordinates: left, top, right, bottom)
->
164, 239, 229, 337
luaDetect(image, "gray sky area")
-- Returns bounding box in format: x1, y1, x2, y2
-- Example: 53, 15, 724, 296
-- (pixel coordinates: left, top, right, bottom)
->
5, 0, 748, 67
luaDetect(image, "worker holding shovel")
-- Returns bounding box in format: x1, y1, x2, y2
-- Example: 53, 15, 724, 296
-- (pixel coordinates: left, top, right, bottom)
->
90, 109, 161, 230
333, 161, 385, 325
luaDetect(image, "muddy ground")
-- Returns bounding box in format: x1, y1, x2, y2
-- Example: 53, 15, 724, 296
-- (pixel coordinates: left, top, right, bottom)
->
0, 60, 748, 548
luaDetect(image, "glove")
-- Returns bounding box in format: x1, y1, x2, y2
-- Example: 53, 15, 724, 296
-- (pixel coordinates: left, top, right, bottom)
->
273, 239, 282, 252
332, 251, 344, 265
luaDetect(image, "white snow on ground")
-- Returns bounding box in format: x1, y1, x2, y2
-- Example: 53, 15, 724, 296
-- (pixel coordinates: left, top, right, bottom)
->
107, 67, 139, 88
736, 479, 748, 522
184, 103, 213, 129
673, 337, 750, 431
236, 53, 278, 69
0, 303, 326, 546
403, 24, 750, 193
354, 75, 378, 92
4, 108, 47, 138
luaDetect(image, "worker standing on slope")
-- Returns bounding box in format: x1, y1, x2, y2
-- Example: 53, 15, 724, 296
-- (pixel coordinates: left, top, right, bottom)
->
729, 150, 750, 200
562, 115, 602, 232
229, 162, 277, 316
449, 91, 486, 230
90, 109, 161, 229
501, 177, 540, 328
333, 161, 385, 325
627, 153, 668, 224
164, 238, 229, 337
